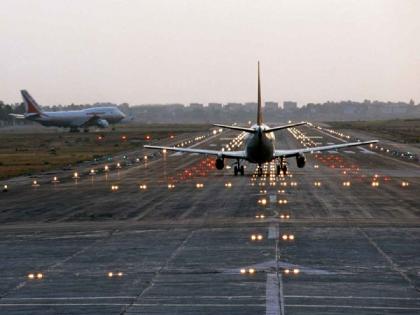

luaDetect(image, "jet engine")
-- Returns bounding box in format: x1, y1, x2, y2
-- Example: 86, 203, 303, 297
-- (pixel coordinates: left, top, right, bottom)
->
215, 157, 224, 170
296, 153, 306, 168
96, 119, 110, 128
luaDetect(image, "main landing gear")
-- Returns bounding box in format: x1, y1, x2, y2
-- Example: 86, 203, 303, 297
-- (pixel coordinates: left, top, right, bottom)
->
257, 166, 263, 177
234, 160, 245, 176
277, 158, 288, 176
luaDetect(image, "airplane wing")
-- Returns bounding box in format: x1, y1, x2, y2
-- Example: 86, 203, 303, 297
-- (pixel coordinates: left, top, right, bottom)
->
144, 145, 247, 159
78, 115, 101, 127
274, 140, 378, 158
263, 121, 307, 133
212, 124, 255, 133
9, 113, 26, 119
72, 115, 108, 128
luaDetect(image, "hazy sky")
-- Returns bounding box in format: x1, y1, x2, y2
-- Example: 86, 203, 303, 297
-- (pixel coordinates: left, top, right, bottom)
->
1, 0, 419, 106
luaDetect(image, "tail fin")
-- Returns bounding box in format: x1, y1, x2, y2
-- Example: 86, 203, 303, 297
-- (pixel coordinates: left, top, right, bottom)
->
257, 61, 262, 125
21, 90, 42, 114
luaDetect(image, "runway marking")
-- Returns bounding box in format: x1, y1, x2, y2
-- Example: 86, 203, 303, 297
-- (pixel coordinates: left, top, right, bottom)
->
285, 295, 420, 300
359, 228, 419, 291
285, 304, 420, 310
119, 230, 195, 315
268, 224, 279, 239
3, 295, 420, 301
0, 303, 419, 310
1, 228, 119, 299
266, 273, 280, 315
0, 303, 265, 307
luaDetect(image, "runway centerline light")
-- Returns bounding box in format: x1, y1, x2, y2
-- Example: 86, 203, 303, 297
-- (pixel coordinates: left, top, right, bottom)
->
73, 172, 79, 179
111, 185, 119, 191
3, 184, 8, 192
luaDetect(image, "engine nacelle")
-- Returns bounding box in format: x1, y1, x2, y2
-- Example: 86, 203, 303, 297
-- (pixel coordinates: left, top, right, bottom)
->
215, 158, 224, 170
96, 119, 110, 128
296, 153, 306, 168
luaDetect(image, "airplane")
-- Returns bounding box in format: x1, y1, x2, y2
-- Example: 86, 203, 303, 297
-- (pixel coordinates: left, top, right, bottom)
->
10, 90, 126, 132
145, 63, 378, 176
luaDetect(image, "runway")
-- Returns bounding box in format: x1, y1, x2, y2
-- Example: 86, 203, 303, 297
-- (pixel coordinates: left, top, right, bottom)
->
0, 125, 419, 314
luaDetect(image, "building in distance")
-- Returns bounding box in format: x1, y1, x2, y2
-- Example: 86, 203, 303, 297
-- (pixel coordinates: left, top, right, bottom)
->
283, 101, 298, 112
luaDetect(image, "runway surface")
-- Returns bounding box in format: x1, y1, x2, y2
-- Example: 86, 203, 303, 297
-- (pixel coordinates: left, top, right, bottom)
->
0, 125, 419, 315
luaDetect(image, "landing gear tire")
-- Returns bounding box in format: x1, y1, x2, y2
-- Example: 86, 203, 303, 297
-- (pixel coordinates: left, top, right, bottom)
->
282, 165, 288, 176
257, 167, 263, 177
234, 166, 238, 176
240, 165, 244, 176
276, 165, 281, 176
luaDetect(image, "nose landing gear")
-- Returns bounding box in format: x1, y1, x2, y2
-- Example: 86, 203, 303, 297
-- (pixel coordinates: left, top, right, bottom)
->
257, 165, 263, 177
234, 161, 245, 176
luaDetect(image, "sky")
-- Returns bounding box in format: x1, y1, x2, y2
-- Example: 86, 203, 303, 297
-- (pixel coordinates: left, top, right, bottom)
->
1, 0, 419, 106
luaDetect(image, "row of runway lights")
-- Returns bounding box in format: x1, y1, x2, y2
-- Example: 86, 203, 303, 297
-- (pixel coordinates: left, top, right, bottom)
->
289, 128, 412, 188
318, 125, 417, 161
293, 123, 417, 162
242, 162, 299, 276
4, 129, 220, 193
27, 271, 124, 281
2, 174, 411, 193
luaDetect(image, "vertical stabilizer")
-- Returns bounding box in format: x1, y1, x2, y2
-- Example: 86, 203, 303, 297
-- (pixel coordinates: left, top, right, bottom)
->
257, 62, 262, 125
21, 90, 42, 114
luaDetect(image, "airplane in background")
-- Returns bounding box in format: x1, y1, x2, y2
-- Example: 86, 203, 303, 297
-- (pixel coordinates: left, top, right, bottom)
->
145, 63, 378, 176
10, 90, 126, 132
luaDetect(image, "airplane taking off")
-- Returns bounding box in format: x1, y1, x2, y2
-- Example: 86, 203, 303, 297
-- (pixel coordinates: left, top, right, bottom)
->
145, 63, 378, 176
10, 90, 126, 132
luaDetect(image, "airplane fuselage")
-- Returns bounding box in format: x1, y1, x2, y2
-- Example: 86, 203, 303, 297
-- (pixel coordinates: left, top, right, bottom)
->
26, 107, 125, 128
244, 124, 275, 164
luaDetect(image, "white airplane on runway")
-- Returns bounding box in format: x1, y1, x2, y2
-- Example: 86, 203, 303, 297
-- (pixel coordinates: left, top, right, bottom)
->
10, 90, 126, 132
145, 63, 378, 176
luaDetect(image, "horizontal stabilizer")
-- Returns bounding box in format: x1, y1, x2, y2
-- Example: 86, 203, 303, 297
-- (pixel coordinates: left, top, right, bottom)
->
263, 121, 307, 133
213, 124, 255, 133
